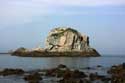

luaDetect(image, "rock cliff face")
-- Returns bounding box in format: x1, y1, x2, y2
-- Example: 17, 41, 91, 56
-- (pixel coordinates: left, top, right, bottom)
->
45, 27, 94, 52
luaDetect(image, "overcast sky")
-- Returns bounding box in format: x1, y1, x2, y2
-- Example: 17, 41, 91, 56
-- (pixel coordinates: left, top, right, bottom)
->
0, 0, 125, 55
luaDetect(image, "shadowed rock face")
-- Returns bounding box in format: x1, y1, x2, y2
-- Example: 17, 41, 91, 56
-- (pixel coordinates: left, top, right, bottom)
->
45, 27, 91, 52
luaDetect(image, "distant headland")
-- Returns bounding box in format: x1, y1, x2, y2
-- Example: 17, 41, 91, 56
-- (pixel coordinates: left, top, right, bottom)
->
11, 27, 100, 57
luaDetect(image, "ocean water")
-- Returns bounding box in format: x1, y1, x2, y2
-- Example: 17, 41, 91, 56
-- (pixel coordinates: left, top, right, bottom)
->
0, 54, 125, 83
0, 54, 125, 70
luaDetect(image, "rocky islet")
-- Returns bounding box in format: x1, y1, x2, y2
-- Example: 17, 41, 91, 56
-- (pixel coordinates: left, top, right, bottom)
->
12, 27, 100, 57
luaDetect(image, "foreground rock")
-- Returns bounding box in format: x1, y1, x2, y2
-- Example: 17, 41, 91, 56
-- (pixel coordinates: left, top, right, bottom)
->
107, 63, 125, 83
11, 27, 100, 57
44, 64, 107, 83
0, 68, 24, 76
1, 64, 125, 83
24, 72, 42, 83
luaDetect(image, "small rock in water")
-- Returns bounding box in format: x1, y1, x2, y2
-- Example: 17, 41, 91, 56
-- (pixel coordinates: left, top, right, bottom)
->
58, 64, 67, 69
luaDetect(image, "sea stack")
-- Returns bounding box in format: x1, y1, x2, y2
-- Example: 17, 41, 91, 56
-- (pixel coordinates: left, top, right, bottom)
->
12, 27, 100, 57
45, 27, 100, 56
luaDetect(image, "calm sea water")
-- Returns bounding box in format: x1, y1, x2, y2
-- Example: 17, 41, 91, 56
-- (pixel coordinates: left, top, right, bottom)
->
0, 54, 125, 70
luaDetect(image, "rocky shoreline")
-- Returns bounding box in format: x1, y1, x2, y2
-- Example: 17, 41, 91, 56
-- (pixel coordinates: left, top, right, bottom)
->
11, 50, 100, 57
0, 64, 125, 83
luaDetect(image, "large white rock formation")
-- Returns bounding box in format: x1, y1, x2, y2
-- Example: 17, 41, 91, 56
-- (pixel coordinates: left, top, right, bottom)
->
45, 27, 92, 52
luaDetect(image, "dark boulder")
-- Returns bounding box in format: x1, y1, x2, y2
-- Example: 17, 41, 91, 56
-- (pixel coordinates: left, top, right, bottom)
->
24, 72, 42, 83
0, 68, 24, 76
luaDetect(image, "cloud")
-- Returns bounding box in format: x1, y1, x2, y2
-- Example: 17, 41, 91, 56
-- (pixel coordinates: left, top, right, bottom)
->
1, 0, 125, 16
0, 0, 125, 27
32, 0, 125, 6
1, 0, 50, 18
0, 0, 51, 26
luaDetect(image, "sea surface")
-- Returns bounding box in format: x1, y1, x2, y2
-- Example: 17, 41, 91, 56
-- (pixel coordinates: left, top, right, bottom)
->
0, 54, 125, 83
0, 54, 125, 70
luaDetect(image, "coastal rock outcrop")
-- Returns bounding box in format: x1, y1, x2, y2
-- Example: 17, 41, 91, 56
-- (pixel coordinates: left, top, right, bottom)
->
45, 27, 94, 52
12, 27, 100, 57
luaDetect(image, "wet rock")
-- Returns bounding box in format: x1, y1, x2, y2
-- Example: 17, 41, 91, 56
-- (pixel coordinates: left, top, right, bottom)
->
122, 62, 125, 69
71, 70, 87, 78
0, 68, 25, 76
45, 68, 67, 77
45, 68, 57, 77
56, 69, 66, 78
24, 72, 42, 83
84, 67, 92, 70
89, 72, 107, 83
59, 78, 90, 83
59, 69, 88, 83
45, 65, 68, 77
58, 64, 67, 69
97, 65, 103, 68
89, 73, 98, 81
63, 69, 72, 79
108, 64, 125, 83
44, 65, 88, 80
